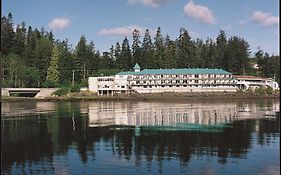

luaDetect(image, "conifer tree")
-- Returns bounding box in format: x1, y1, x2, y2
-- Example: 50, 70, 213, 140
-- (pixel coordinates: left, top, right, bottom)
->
120, 37, 132, 70
47, 46, 59, 84
132, 29, 142, 66
177, 28, 193, 68
216, 30, 228, 69
141, 29, 154, 68
154, 27, 164, 68
114, 42, 122, 68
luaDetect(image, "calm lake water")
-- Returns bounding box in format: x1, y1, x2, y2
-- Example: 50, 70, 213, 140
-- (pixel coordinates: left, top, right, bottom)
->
1, 99, 280, 175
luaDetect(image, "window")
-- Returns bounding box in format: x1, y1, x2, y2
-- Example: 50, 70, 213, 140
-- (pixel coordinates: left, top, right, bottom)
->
121, 86, 125, 88
195, 80, 198, 83
195, 74, 199, 78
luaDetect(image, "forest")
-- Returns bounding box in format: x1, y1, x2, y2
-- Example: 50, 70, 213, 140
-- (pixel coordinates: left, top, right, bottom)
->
1, 13, 280, 88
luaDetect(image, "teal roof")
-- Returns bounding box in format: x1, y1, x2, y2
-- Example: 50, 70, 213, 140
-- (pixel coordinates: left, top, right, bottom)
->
116, 68, 231, 75
133, 63, 140, 69
116, 71, 139, 75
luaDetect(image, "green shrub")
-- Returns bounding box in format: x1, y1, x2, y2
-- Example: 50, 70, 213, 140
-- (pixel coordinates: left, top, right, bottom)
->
43, 80, 57, 88
2, 80, 14, 87
70, 84, 80, 92
52, 87, 69, 96
80, 80, 88, 87
60, 80, 71, 88
255, 86, 266, 95
246, 88, 254, 95
265, 86, 273, 94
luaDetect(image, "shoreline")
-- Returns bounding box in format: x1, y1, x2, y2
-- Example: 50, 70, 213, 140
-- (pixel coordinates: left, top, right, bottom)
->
1, 92, 280, 102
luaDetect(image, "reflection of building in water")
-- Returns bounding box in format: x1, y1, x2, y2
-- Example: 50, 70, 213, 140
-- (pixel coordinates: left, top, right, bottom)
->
88, 101, 279, 129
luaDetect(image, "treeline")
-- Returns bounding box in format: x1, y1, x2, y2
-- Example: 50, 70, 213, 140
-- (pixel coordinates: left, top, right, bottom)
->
1, 13, 280, 88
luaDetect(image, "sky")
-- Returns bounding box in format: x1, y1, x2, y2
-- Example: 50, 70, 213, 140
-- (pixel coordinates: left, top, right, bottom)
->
2, 0, 279, 55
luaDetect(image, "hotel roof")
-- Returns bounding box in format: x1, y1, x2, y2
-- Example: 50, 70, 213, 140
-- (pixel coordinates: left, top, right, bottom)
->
133, 63, 140, 69
116, 68, 232, 75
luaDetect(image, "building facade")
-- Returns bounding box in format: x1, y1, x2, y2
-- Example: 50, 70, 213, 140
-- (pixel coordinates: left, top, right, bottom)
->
89, 64, 237, 95
234, 75, 279, 91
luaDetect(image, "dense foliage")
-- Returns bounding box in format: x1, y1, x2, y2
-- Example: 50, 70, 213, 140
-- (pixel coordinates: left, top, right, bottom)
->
1, 13, 280, 88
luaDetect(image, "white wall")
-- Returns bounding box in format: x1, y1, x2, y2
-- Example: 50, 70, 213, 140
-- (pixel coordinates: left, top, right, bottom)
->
88, 77, 98, 92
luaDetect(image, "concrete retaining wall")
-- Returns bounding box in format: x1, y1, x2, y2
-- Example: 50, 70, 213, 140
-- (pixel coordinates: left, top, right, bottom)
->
34, 88, 58, 99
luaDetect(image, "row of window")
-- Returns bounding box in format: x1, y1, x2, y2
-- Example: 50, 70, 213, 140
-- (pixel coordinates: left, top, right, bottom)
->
133, 80, 235, 85
97, 78, 114, 82
128, 74, 230, 79
98, 85, 125, 88
139, 85, 236, 88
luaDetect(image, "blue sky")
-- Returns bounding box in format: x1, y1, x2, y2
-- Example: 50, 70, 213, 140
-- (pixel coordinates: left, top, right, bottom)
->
3, 0, 279, 55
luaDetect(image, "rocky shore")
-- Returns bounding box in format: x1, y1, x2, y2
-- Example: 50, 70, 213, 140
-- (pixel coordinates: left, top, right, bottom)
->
2, 91, 280, 102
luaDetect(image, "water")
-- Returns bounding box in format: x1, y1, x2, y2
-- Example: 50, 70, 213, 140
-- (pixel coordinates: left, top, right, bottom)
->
1, 99, 280, 175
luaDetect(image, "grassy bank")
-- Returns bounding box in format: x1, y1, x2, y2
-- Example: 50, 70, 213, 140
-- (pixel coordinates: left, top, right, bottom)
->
2, 90, 279, 102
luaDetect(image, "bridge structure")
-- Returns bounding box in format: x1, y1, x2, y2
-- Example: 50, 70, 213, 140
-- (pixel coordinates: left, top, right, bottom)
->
1, 88, 58, 98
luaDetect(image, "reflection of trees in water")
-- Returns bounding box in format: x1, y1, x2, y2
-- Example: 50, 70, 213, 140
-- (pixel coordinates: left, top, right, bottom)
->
1, 105, 279, 174
1, 118, 54, 175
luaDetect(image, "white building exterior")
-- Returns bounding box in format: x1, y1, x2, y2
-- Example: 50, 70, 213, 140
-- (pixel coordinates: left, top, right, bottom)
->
88, 63, 237, 95
234, 75, 279, 91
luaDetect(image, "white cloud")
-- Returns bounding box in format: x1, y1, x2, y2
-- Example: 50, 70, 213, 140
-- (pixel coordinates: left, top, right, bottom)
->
98, 25, 154, 36
250, 11, 279, 26
48, 18, 71, 31
189, 31, 199, 38
127, 0, 169, 8
183, 0, 215, 25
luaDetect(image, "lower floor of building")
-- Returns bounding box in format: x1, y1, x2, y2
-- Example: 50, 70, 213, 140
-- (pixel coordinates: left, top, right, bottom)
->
96, 85, 237, 95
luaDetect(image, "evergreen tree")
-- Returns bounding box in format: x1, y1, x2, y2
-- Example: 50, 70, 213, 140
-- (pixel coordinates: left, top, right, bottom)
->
114, 42, 122, 68
215, 30, 228, 69
13, 22, 26, 57
57, 40, 74, 84
163, 35, 177, 68
87, 41, 99, 76
141, 29, 154, 68
74, 35, 88, 82
120, 37, 132, 70
177, 28, 194, 68
206, 38, 217, 68
132, 29, 142, 66
47, 46, 60, 84
193, 39, 204, 67
23, 26, 36, 67
227, 36, 250, 74
1, 13, 15, 55
154, 27, 164, 68
35, 37, 53, 85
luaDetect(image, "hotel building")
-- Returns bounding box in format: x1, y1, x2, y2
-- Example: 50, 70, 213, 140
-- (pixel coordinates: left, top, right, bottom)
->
89, 63, 237, 95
